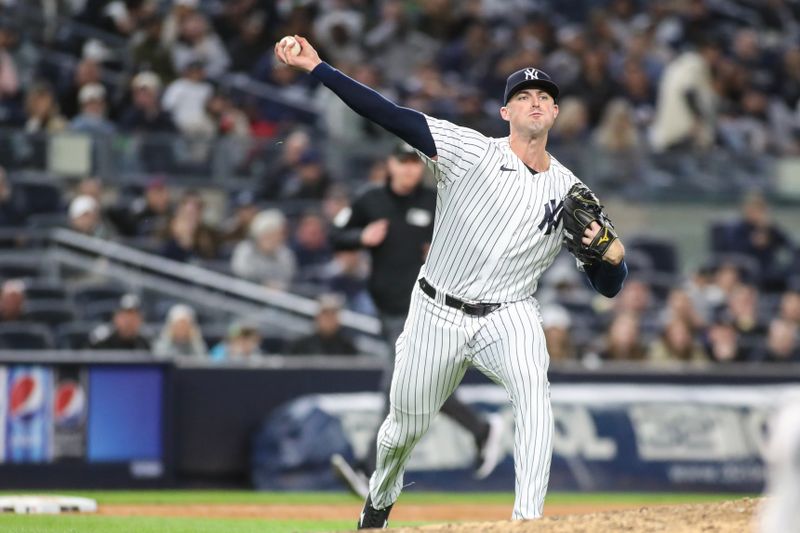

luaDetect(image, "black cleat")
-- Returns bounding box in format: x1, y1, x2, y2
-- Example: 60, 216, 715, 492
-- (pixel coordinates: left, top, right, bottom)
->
357, 494, 393, 530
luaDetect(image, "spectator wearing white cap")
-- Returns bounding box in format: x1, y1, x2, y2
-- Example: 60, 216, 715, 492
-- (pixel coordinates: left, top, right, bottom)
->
120, 72, 175, 133
69, 82, 116, 135
120, 71, 177, 172
0, 280, 26, 323
231, 209, 297, 290
89, 293, 151, 351
153, 303, 207, 358
58, 58, 103, 119
67, 194, 116, 239
287, 293, 359, 356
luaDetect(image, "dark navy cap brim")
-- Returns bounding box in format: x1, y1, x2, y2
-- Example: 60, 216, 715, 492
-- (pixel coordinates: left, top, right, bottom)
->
504, 79, 560, 104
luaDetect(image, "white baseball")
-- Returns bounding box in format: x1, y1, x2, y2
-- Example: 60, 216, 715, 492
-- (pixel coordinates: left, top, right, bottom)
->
279, 36, 301, 57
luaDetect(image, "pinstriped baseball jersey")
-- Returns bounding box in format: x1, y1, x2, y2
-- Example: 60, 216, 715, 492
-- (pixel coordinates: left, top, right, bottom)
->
418, 115, 581, 303
368, 110, 580, 521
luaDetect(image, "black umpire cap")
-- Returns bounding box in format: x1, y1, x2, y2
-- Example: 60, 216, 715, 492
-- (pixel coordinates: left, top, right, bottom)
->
392, 141, 420, 160
503, 68, 559, 104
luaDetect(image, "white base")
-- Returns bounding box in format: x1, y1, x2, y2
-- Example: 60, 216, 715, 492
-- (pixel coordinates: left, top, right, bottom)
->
0, 495, 98, 514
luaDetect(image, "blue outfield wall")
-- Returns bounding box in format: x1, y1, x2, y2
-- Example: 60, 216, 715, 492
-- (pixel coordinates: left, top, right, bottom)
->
250, 383, 795, 493
0, 354, 798, 490
172, 361, 800, 491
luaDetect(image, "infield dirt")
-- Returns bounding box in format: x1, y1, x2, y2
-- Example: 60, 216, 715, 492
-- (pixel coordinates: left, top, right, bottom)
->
97, 497, 758, 532
392, 498, 759, 532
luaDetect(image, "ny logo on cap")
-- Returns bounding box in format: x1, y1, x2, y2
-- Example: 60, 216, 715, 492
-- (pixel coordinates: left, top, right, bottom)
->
524, 68, 540, 80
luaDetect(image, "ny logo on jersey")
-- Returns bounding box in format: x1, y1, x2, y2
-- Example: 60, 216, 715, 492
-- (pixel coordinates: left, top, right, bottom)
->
537, 199, 564, 235
524, 68, 540, 80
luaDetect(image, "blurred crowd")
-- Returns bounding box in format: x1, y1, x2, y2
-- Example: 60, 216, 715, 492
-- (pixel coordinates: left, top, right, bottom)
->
0, 266, 360, 359
538, 189, 800, 365
2, 154, 799, 363
0, 0, 799, 363
540, 266, 800, 366
1, 0, 800, 166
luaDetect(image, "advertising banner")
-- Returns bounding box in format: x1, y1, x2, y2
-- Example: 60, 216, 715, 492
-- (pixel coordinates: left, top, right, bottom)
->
5, 366, 53, 463
252, 383, 800, 492
52, 366, 89, 461
0, 366, 5, 464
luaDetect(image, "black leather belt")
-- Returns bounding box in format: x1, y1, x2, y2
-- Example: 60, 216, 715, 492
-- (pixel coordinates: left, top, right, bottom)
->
418, 278, 501, 317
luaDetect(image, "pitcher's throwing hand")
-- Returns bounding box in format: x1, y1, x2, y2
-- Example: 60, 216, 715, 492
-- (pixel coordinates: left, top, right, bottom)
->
274, 35, 321, 72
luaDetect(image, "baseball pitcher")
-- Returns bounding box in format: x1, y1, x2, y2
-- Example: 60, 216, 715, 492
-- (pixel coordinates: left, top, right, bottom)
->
275, 35, 628, 529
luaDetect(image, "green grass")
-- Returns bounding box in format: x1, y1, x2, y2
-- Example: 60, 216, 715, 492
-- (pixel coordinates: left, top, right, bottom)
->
0, 515, 360, 533
0, 490, 751, 532
0, 489, 746, 505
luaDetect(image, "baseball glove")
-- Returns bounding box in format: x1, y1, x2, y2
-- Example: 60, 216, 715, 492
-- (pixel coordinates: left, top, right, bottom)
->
561, 183, 618, 264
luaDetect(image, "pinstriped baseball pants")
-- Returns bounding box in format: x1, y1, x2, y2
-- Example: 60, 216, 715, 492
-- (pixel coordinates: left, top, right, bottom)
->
368, 282, 553, 519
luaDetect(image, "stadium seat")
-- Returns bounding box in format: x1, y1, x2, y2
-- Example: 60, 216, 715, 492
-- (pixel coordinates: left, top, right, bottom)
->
711, 253, 761, 285
24, 300, 78, 327
25, 213, 69, 229
558, 300, 599, 331
620, 249, 654, 275
23, 281, 68, 302
261, 336, 287, 354
0, 259, 42, 279
119, 236, 163, 255
627, 236, 679, 276
196, 259, 234, 276
70, 283, 129, 308
709, 220, 735, 254
632, 270, 674, 301
0, 322, 54, 349
201, 323, 229, 350
12, 181, 63, 215
55, 322, 99, 349
81, 300, 122, 322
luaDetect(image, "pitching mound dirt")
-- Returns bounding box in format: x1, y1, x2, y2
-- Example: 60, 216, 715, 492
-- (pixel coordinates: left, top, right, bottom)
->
390, 498, 759, 533
97, 501, 654, 521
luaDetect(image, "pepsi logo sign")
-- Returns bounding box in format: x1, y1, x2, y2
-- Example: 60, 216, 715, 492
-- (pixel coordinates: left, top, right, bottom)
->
9, 374, 43, 419
54, 381, 86, 425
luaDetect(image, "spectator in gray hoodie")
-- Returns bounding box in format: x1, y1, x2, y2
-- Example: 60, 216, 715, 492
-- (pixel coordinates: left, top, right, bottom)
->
153, 303, 207, 358
231, 209, 297, 290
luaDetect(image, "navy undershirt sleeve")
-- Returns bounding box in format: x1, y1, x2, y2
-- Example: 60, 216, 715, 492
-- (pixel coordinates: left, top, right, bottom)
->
311, 62, 437, 158
584, 259, 628, 298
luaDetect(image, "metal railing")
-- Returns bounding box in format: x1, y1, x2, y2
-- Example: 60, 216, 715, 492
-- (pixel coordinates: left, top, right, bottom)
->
47, 228, 383, 338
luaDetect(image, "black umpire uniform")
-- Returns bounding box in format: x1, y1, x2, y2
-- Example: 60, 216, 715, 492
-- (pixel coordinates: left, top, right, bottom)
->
330, 173, 434, 319
330, 143, 491, 477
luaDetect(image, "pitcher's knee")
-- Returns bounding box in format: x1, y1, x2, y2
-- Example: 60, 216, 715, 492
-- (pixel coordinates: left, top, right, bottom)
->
377, 411, 432, 452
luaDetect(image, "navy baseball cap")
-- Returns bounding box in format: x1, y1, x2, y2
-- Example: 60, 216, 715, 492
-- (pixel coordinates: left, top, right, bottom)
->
503, 68, 559, 104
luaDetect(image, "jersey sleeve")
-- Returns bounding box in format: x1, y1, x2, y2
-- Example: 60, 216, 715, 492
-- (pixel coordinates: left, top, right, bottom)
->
420, 115, 491, 183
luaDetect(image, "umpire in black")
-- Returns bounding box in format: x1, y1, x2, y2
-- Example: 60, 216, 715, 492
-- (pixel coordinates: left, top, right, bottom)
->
329, 142, 503, 496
